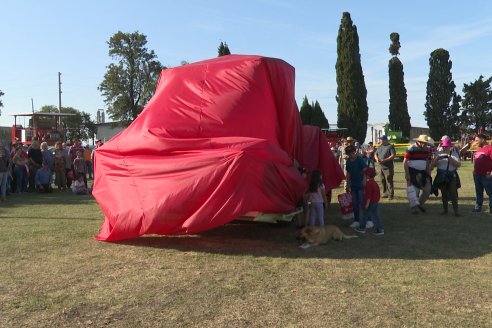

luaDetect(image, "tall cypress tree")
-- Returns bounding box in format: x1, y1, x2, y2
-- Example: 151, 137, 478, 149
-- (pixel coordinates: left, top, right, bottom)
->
424, 48, 461, 140
335, 12, 368, 143
388, 32, 411, 138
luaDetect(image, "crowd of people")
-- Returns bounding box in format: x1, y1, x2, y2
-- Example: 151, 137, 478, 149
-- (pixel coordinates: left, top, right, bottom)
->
302, 132, 492, 237
0, 138, 104, 199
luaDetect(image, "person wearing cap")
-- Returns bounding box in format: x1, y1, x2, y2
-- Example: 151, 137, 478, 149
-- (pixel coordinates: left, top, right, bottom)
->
471, 133, 492, 214
345, 144, 372, 229
374, 135, 396, 200
353, 167, 384, 235
403, 134, 433, 214
430, 137, 461, 216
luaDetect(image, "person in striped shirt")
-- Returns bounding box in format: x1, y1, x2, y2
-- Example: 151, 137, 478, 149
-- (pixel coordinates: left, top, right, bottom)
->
403, 135, 433, 214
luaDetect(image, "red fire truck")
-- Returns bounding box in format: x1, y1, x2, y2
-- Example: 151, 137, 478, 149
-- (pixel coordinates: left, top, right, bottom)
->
11, 112, 75, 146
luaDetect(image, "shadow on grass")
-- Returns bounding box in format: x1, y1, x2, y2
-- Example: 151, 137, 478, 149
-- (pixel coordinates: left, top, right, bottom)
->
1, 192, 96, 207
115, 202, 492, 260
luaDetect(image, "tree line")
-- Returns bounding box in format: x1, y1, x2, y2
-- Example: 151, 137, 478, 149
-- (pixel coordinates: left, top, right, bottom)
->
1, 13, 490, 143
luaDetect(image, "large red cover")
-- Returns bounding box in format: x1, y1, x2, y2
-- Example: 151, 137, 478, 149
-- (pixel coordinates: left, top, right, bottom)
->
93, 55, 343, 241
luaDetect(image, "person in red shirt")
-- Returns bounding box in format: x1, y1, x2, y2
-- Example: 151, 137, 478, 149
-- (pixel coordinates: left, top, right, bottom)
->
354, 167, 384, 236
472, 134, 492, 213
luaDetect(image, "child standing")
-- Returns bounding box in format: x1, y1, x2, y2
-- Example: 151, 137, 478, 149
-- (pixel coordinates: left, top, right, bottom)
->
73, 150, 87, 188
305, 169, 328, 227
354, 167, 384, 236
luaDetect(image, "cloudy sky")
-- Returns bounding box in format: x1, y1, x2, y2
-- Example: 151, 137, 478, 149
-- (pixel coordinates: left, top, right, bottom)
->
1, 0, 491, 136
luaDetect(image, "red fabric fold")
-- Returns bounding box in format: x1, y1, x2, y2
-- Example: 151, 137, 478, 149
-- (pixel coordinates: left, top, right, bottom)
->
93, 55, 343, 242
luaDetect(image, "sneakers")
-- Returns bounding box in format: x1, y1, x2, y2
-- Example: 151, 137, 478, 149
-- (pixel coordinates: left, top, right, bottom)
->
349, 221, 360, 228
411, 206, 419, 214
373, 228, 384, 236
418, 205, 426, 213
472, 207, 482, 213
354, 227, 366, 234
365, 221, 374, 229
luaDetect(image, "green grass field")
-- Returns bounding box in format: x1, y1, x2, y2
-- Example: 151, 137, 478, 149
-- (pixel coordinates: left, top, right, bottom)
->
1, 161, 491, 327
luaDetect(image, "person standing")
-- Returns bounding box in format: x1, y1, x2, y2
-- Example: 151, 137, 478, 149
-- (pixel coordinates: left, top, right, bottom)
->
403, 134, 433, 214
374, 135, 396, 200
305, 169, 328, 227
0, 144, 10, 201
365, 141, 376, 168
354, 167, 384, 236
471, 134, 492, 214
430, 138, 461, 216
345, 145, 370, 229
27, 141, 43, 192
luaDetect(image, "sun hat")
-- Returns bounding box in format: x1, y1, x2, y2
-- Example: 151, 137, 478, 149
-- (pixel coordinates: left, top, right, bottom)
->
441, 139, 453, 147
413, 134, 431, 143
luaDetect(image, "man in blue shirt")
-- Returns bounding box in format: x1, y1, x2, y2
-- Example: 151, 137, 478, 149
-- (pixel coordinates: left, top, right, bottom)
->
345, 145, 370, 229
35, 161, 53, 193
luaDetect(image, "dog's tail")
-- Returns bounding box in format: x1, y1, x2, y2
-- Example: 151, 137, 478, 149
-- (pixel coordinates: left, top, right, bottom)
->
343, 234, 359, 239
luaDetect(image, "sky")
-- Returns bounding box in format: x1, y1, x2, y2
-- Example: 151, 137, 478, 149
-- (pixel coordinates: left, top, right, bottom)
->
1, 0, 492, 137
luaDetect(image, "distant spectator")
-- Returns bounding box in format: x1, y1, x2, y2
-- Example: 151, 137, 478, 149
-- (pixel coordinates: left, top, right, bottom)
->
73, 150, 87, 188
374, 135, 396, 200
35, 162, 53, 193
72, 174, 88, 195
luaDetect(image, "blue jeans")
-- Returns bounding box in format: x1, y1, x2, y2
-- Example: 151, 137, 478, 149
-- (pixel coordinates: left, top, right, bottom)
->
0, 171, 8, 197
361, 203, 383, 229
351, 187, 364, 222
14, 166, 27, 192
473, 173, 492, 212
309, 202, 325, 226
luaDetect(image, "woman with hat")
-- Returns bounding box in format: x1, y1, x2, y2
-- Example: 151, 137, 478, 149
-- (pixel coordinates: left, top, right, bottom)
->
430, 137, 461, 216
403, 134, 433, 214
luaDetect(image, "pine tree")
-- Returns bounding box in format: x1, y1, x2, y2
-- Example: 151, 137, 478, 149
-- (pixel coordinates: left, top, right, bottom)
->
424, 48, 461, 140
299, 96, 313, 125
335, 12, 368, 143
218, 41, 231, 56
388, 32, 411, 138
311, 100, 329, 128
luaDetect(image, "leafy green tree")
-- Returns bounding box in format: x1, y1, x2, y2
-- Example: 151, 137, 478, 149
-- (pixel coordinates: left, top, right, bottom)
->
388, 32, 411, 138
99, 31, 163, 124
460, 75, 492, 132
424, 48, 461, 140
0, 89, 4, 116
218, 41, 231, 56
335, 12, 369, 143
39, 105, 97, 142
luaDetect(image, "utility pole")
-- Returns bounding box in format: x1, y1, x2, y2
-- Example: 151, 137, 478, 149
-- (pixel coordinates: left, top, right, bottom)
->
58, 72, 62, 128
58, 72, 62, 112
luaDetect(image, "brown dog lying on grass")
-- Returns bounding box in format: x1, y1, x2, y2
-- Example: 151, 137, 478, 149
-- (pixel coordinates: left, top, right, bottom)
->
298, 225, 358, 249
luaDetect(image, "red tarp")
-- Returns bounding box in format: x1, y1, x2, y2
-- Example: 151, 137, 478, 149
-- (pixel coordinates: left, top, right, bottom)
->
93, 55, 344, 242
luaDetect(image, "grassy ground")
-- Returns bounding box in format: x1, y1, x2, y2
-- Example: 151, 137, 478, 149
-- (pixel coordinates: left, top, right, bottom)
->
1, 161, 491, 327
